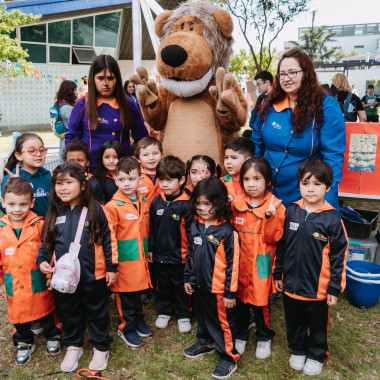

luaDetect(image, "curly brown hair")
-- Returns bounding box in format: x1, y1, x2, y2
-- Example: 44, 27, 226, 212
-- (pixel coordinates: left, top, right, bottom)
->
260, 49, 325, 134
55, 80, 77, 106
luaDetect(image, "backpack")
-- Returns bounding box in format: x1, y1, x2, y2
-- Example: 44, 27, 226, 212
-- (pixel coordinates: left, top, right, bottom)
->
51, 207, 87, 294
49, 103, 68, 138
342, 92, 356, 122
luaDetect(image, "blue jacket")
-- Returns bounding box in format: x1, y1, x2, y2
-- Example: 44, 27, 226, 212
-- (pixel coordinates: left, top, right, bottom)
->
1, 167, 51, 217
251, 95, 345, 208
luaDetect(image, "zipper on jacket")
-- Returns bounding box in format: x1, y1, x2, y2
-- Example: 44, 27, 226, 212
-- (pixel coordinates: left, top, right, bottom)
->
295, 210, 308, 294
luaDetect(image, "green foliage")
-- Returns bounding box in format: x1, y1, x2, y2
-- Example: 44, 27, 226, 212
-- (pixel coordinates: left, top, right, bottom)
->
229, 47, 279, 83
0, 5, 41, 87
334, 49, 359, 62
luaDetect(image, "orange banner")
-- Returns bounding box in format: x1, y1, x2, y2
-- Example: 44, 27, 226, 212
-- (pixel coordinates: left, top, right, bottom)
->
340, 122, 380, 195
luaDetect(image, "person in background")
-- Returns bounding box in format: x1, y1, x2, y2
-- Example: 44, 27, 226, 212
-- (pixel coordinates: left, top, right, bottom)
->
124, 80, 139, 106
351, 84, 358, 96
331, 73, 366, 122
78, 76, 88, 98
362, 84, 379, 123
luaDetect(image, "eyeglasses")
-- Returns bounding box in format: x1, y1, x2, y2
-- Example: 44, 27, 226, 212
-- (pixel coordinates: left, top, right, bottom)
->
277, 70, 303, 80
20, 147, 49, 156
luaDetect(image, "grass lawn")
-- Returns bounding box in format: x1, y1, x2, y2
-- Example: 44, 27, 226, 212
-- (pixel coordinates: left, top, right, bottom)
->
0, 292, 379, 380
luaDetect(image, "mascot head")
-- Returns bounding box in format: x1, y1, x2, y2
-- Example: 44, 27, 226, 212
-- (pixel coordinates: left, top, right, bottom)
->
155, 2, 233, 98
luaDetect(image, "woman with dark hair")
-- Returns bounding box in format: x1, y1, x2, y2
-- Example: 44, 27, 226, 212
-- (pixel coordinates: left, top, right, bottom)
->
251, 49, 345, 208
124, 80, 138, 105
65, 55, 148, 173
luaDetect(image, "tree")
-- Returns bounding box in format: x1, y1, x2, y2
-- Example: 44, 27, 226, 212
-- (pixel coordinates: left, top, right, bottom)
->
229, 47, 279, 84
333, 49, 359, 62
215, 0, 310, 72
0, 5, 41, 87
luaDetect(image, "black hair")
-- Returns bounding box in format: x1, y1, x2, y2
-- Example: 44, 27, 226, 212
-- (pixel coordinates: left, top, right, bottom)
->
134, 136, 163, 159
254, 70, 273, 85
124, 80, 136, 96
242, 129, 253, 139
63, 138, 90, 161
297, 159, 333, 188
3, 177, 34, 200
186, 155, 221, 179
225, 137, 255, 158
43, 161, 102, 249
116, 156, 141, 176
4, 133, 44, 176
240, 157, 273, 190
156, 155, 186, 181
368, 84, 374, 89
94, 141, 125, 183
189, 177, 232, 222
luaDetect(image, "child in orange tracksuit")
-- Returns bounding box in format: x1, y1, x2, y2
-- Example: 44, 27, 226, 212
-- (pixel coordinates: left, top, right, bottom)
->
232, 158, 285, 360
105, 157, 152, 348
0, 178, 60, 365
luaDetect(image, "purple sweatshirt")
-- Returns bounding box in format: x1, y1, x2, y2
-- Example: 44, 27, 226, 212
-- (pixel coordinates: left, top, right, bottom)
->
65, 96, 148, 173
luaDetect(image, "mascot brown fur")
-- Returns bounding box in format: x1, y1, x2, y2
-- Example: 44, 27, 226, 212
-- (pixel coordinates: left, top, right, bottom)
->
130, 2, 248, 165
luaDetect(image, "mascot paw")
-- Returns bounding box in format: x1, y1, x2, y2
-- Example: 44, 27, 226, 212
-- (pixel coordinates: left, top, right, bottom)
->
129, 67, 158, 107
209, 67, 236, 115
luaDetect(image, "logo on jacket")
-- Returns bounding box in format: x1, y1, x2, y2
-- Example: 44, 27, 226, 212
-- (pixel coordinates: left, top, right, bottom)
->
172, 214, 180, 221
34, 188, 48, 197
98, 117, 109, 124
84, 221, 90, 227
26, 241, 41, 247
271, 122, 281, 129
312, 232, 328, 242
207, 234, 220, 246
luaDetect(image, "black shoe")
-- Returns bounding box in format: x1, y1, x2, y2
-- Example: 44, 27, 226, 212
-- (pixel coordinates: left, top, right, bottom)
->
136, 319, 152, 337
184, 342, 215, 358
212, 359, 237, 379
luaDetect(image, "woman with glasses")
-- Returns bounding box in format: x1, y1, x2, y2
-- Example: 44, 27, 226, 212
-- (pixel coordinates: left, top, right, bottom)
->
65, 55, 148, 173
251, 49, 345, 208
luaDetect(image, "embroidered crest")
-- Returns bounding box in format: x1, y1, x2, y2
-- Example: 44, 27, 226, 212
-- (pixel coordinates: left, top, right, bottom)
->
271, 122, 281, 130
208, 234, 220, 246
312, 232, 328, 242
172, 214, 180, 221
26, 241, 41, 247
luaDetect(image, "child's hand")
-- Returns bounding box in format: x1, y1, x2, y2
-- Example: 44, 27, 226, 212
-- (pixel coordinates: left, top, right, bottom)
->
223, 298, 236, 309
4, 163, 20, 178
46, 279, 52, 291
106, 272, 118, 287
184, 283, 194, 295
265, 195, 282, 217
39, 262, 55, 274
274, 279, 283, 292
148, 252, 153, 263
327, 294, 338, 307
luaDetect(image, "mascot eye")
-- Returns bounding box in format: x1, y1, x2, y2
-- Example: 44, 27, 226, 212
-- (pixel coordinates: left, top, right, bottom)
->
181, 23, 185, 30
189, 23, 194, 31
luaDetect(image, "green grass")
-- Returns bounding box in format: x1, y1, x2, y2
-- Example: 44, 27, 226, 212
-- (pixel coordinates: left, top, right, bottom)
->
0, 292, 379, 380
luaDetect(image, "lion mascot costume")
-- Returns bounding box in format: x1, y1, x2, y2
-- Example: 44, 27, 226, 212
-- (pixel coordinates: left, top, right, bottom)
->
131, 2, 248, 165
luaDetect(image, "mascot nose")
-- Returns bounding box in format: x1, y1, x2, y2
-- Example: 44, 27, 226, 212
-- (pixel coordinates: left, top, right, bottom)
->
161, 45, 188, 68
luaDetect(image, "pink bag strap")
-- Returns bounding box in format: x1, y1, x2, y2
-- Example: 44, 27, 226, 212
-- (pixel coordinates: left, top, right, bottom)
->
74, 206, 88, 245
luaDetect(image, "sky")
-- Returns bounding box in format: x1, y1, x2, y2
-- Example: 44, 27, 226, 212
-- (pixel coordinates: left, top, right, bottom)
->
233, 0, 380, 52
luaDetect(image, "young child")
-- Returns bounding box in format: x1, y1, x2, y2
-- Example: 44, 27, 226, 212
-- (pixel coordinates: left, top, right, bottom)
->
148, 155, 192, 333
184, 177, 240, 379
185, 155, 221, 196
64, 138, 105, 204
105, 157, 152, 348
232, 158, 285, 359
0, 178, 60, 365
274, 159, 348, 376
135, 136, 163, 206
94, 141, 124, 203
222, 137, 255, 201
2, 133, 51, 217
37, 161, 118, 373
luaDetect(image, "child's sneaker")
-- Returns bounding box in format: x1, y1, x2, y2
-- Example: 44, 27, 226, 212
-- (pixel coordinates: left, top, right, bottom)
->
61, 346, 83, 372
178, 318, 191, 333
15, 343, 35, 365
118, 329, 143, 348
235, 339, 247, 355
255, 340, 271, 359
212, 359, 237, 379
155, 314, 171, 329
184, 342, 215, 358
303, 358, 323, 376
31, 321, 44, 335
136, 319, 153, 337
46, 336, 61, 355
88, 348, 109, 371
289, 354, 306, 371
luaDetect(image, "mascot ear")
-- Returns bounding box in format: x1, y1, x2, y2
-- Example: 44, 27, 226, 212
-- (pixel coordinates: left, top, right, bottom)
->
213, 9, 233, 38
155, 11, 172, 39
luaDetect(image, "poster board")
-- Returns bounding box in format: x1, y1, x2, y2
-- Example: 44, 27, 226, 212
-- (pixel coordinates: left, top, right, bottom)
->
339, 122, 380, 196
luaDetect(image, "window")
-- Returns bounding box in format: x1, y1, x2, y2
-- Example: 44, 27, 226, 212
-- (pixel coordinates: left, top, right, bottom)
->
95, 12, 121, 47
366, 24, 378, 34
50, 46, 71, 63
355, 25, 365, 36
21, 43, 46, 63
354, 45, 364, 49
343, 25, 355, 36
21, 24, 46, 43
73, 47, 97, 64
49, 21, 71, 44
73, 17, 93, 46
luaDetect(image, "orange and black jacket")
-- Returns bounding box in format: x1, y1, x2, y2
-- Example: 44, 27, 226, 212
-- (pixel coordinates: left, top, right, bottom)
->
274, 200, 348, 299
137, 168, 161, 207
37, 203, 118, 281
148, 191, 192, 264
184, 218, 241, 299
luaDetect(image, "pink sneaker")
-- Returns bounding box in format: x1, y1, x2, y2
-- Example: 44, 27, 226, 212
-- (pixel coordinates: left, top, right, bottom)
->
61, 346, 83, 372
89, 348, 109, 371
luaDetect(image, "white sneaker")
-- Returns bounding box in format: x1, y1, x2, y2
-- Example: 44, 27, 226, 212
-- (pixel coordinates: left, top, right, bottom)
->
289, 354, 306, 371
255, 340, 271, 359
89, 348, 109, 371
235, 339, 247, 355
178, 318, 191, 333
303, 358, 324, 376
155, 315, 171, 329
61, 346, 83, 372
